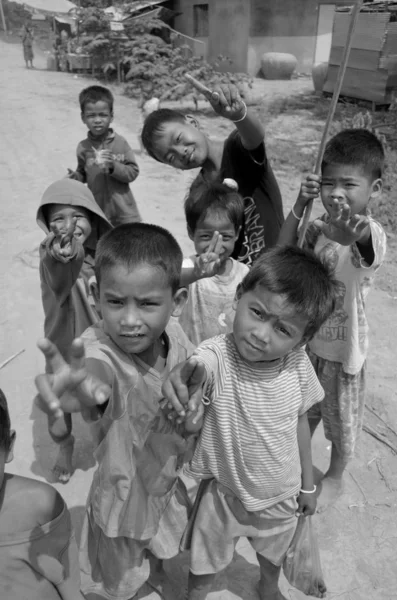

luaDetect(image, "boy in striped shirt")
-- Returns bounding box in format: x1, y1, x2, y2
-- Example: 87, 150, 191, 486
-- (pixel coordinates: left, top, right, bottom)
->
163, 246, 337, 600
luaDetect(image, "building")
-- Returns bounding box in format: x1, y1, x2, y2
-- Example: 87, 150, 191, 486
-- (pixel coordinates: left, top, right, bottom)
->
171, 0, 354, 74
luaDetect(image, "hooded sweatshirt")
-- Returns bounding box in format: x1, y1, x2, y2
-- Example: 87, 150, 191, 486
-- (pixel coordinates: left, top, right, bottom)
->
37, 179, 111, 360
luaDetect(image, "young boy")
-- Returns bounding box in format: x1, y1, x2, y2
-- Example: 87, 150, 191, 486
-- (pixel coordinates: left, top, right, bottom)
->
141, 82, 284, 265
38, 179, 111, 482
0, 389, 84, 600
179, 178, 249, 345
162, 246, 337, 600
34, 223, 200, 600
278, 129, 387, 510
68, 85, 141, 227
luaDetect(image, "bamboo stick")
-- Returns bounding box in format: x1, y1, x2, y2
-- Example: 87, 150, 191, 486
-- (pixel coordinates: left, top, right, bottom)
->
298, 0, 364, 248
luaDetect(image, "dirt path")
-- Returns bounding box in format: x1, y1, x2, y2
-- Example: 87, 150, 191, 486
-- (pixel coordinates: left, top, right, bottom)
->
0, 41, 396, 600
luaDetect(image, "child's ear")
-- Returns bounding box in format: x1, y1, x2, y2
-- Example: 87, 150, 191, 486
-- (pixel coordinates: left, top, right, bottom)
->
110, 112, 114, 123
81, 112, 86, 124
235, 226, 242, 239
232, 283, 243, 310
370, 178, 382, 199
187, 226, 194, 241
185, 115, 199, 129
172, 287, 188, 317
90, 280, 101, 314
6, 431, 16, 464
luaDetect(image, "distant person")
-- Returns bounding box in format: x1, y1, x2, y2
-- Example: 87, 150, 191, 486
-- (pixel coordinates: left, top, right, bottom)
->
279, 129, 387, 511
141, 80, 285, 266
37, 179, 111, 483
68, 85, 141, 227
0, 388, 84, 600
20, 17, 34, 69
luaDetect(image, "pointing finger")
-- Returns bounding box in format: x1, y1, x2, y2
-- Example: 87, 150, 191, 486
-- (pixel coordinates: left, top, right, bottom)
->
185, 74, 219, 103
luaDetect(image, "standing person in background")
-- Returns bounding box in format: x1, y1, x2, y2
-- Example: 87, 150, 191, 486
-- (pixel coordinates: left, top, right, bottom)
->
20, 16, 34, 69
68, 85, 141, 227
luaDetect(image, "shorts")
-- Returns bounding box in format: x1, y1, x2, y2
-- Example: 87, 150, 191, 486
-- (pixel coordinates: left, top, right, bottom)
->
307, 350, 366, 461
187, 479, 298, 576
80, 479, 190, 600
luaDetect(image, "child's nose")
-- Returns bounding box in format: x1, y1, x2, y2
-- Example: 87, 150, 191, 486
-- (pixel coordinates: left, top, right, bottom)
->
121, 308, 140, 327
254, 322, 271, 344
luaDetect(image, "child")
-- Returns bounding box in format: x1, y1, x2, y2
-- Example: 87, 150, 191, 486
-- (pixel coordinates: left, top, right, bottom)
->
141, 82, 284, 265
68, 85, 141, 227
34, 223, 200, 600
179, 178, 249, 345
162, 246, 337, 600
278, 129, 387, 510
0, 388, 84, 600
38, 178, 111, 482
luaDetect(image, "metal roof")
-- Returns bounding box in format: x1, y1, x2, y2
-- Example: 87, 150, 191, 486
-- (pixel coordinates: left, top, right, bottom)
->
13, 0, 76, 16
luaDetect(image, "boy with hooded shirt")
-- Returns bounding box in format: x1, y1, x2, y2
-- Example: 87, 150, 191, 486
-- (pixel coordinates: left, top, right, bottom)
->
37, 178, 111, 483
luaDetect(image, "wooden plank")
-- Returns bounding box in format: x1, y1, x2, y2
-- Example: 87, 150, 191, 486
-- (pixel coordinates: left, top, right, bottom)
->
324, 65, 389, 102
379, 53, 397, 72
329, 46, 380, 70
332, 12, 389, 51
383, 21, 397, 55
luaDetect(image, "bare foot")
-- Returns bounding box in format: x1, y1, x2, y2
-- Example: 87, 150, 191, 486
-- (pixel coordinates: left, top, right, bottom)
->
257, 585, 288, 600
316, 474, 344, 513
52, 436, 75, 484
147, 565, 182, 600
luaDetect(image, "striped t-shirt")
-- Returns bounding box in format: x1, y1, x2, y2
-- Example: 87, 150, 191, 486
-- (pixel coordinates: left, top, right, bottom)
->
186, 334, 324, 511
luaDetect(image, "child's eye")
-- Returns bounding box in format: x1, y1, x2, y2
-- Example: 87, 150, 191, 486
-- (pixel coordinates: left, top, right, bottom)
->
176, 134, 181, 142
109, 299, 122, 306
250, 308, 262, 319
277, 326, 291, 337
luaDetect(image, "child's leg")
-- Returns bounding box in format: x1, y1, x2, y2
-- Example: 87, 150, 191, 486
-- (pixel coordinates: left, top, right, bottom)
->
315, 360, 366, 511
187, 572, 216, 600
257, 555, 288, 600
48, 412, 74, 483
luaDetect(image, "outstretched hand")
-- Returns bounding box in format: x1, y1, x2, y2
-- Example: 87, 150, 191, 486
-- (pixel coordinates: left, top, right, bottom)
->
315, 202, 370, 246
49, 216, 77, 258
161, 357, 206, 421
195, 231, 224, 278
185, 74, 246, 121
35, 338, 111, 418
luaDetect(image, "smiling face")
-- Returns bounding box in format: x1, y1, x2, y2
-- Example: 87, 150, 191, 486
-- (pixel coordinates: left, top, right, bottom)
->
232, 285, 308, 364
190, 209, 240, 264
47, 204, 92, 244
82, 100, 113, 138
93, 263, 186, 365
321, 164, 382, 216
152, 119, 209, 169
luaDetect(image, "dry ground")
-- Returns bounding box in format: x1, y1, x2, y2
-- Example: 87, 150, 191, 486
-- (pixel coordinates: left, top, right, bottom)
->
0, 40, 396, 600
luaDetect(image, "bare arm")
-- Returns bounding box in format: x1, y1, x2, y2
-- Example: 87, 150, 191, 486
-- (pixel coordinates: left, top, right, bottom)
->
297, 412, 316, 516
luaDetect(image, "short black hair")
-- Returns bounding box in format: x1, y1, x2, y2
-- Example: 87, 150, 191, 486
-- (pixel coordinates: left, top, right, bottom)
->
322, 129, 385, 180
141, 108, 186, 161
79, 85, 114, 113
185, 178, 244, 234
95, 223, 183, 294
239, 245, 337, 341
0, 389, 12, 453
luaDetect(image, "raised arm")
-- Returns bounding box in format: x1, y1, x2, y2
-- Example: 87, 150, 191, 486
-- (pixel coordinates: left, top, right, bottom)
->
278, 174, 321, 246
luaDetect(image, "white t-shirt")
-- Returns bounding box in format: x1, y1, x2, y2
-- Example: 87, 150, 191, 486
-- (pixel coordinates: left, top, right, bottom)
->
186, 334, 324, 511
179, 257, 249, 346
307, 217, 387, 374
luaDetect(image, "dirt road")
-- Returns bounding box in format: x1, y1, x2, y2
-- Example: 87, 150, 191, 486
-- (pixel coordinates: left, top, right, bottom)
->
0, 41, 396, 600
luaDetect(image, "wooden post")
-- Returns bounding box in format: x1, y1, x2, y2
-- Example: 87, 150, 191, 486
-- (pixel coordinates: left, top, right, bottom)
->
297, 0, 363, 248
0, 0, 7, 35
